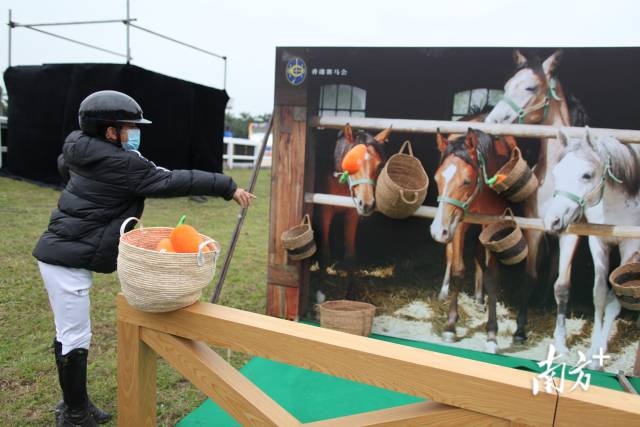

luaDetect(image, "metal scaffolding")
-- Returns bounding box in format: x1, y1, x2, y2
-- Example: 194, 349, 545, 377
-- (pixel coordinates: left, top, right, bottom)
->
6, 0, 227, 89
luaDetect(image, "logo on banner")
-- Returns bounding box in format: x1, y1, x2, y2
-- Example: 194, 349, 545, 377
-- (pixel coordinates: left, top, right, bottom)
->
285, 58, 307, 86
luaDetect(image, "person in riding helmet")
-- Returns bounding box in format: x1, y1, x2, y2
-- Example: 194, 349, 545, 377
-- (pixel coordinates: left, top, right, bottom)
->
33, 90, 254, 426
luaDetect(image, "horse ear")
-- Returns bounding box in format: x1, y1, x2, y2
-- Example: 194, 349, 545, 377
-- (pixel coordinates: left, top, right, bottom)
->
374, 126, 392, 143
584, 126, 597, 150
542, 49, 562, 76
436, 128, 448, 152
513, 49, 527, 67
344, 123, 354, 144
465, 128, 479, 150
557, 130, 569, 148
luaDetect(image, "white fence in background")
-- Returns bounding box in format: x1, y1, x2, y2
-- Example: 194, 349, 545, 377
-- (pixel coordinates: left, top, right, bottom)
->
223, 136, 271, 169
0, 116, 8, 169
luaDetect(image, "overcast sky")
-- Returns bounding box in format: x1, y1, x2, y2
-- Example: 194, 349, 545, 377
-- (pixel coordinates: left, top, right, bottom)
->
2, 0, 639, 115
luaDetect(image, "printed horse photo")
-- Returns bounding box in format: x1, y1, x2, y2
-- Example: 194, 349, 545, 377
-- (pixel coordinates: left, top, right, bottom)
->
484, 49, 589, 348
430, 127, 518, 352
544, 128, 640, 368
317, 124, 391, 299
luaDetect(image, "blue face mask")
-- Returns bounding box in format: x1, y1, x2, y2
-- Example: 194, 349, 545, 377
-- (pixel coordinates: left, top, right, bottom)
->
123, 128, 141, 151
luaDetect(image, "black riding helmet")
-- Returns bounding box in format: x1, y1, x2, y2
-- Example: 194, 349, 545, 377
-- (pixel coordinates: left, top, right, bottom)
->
78, 90, 152, 138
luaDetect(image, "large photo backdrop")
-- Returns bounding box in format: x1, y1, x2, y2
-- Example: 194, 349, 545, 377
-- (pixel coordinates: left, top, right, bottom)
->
269, 47, 640, 374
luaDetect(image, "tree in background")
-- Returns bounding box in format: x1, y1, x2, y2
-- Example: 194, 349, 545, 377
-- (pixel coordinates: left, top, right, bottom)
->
224, 112, 271, 138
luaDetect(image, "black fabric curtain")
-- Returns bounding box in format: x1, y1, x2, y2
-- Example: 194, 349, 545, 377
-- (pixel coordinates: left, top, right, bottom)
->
3, 63, 228, 183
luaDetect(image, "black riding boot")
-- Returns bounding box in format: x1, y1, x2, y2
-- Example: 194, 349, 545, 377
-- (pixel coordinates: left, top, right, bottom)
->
54, 340, 112, 424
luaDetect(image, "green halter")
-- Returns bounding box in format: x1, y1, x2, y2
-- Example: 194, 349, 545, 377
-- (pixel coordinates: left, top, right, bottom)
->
436, 150, 488, 216
552, 155, 623, 220
500, 78, 563, 124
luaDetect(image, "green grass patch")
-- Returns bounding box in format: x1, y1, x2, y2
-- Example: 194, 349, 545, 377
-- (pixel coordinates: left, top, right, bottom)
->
0, 168, 270, 426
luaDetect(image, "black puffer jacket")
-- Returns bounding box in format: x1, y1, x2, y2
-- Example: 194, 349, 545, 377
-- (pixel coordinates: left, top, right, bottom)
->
33, 131, 237, 273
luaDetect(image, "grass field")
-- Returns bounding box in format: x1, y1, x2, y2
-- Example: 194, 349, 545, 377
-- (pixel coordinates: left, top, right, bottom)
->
0, 168, 270, 426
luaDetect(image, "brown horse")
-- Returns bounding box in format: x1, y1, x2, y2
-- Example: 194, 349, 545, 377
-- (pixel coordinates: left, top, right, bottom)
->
430, 128, 517, 352
485, 49, 588, 350
318, 124, 391, 299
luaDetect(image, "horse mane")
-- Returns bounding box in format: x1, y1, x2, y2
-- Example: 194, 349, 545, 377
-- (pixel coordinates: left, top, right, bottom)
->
566, 135, 640, 196
441, 129, 496, 169
597, 135, 640, 196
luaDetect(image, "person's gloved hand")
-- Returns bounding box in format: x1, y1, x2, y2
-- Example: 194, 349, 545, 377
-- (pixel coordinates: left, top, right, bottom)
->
233, 188, 256, 208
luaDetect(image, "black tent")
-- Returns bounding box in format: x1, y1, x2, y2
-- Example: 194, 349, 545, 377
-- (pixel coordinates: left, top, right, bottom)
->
3, 63, 228, 183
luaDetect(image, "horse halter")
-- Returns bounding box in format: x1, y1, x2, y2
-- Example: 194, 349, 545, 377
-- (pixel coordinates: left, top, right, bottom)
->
552, 155, 623, 220
436, 150, 488, 217
500, 77, 563, 124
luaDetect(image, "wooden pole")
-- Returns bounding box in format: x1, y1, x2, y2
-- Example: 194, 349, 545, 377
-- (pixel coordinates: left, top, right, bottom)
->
305, 192, 640, 239
310, 116, 640, 144
116, 321, 156, 427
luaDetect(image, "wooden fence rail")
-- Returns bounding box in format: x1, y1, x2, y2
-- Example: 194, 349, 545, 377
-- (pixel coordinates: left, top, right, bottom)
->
310, 116, 640, 144
116, 294, 640, 426
305, 193, 640, 239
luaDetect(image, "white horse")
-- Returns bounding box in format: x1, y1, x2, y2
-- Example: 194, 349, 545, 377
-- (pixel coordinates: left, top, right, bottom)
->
544, 128, 640, 369
484, 49, 586, 351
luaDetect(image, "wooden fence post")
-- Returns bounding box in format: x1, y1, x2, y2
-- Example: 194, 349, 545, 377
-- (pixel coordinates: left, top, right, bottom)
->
117, 321, 157, 426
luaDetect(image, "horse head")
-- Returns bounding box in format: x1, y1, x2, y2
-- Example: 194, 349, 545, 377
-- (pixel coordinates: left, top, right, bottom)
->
336, 124, 391, 216
545, 128, 632, 233
430, 128, 485, 243
485, 49, 563, 124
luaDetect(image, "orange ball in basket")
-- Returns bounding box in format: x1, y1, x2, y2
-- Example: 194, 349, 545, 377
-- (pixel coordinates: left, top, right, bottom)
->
341, 144, 367, 174
170, 215, 203, 253
155, 238, 175, 253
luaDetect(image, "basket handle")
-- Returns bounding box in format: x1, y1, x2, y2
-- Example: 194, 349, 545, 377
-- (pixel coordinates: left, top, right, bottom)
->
120, 217, 143, 236
511, 146, 522, 159
197, 239, 221, 267
400, 189, 419, 205
501, 207, 517, 222
399, 140, 414, 156
301, 214, 312, 229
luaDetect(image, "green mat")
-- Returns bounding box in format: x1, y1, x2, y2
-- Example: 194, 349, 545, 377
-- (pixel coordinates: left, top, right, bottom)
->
179, 326, 639, 426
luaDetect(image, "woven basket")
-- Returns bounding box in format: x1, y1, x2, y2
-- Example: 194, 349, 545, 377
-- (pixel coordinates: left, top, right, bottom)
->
376, 141, 429, 219
318, 300, 376, 336
479, 208, 528, 265
117, 217, 220, 313
491, 147, 538, 203
609, 256, 640, 311
281, 214, 316, 261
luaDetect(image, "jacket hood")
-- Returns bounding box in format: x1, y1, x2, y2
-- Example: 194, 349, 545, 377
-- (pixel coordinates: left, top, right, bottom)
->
62, 130, 122, 167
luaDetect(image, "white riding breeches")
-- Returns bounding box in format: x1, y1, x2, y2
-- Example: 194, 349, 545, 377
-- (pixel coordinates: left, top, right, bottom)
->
38, 261, 93, 355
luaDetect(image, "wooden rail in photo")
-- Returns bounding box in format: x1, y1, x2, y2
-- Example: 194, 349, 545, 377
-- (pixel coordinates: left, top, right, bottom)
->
310, 116, 640, 144
305, 193, 640, 239
116, 294, 640, 426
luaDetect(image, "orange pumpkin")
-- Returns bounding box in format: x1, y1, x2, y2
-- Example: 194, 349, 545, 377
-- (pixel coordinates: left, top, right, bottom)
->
169, 215, 204, 253
341, 144, 367, 174
155, 238, 175, 253
170, 224, 202, 253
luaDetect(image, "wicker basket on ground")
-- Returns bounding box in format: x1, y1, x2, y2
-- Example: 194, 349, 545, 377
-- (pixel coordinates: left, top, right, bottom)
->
609, 254, 640, 311
479, 208, 528, 265
117, 217, 220, 313
281, 214, 316, 261
318, 300, 376, 336
376, 140, 429, 219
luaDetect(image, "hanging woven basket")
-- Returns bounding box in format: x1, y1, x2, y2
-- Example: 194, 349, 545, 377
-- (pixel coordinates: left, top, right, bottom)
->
479, 208, 528, 265
375, 140, 429, 219
281, 214, 317, 261
609, 253, 640, 311
318, 300, 376, 336
490, 147, 538, 203
117, 217, 220, 313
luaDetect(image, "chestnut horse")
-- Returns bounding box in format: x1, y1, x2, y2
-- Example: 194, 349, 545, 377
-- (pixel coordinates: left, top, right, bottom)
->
318, 124, 391, 299
431, 128, 517, 352
485, 49, 589, 350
